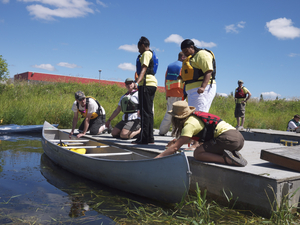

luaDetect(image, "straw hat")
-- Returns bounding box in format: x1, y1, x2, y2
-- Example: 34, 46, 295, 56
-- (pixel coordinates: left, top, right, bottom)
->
168, 101, 196, 119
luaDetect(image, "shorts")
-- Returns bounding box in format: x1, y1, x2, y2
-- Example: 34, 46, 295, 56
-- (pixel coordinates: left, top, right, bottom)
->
115, 119, 141, 132
202, 129, 244, 155
235, 103, 245, 118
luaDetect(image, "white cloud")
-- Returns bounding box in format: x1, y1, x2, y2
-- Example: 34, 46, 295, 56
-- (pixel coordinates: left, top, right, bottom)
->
96, 0, 107, 7
218, 93, 228, 97
32, 63, 56, 71
19, 0, 94, 20
1, 0, 9, 3
164, 34, 184, 45
165, 34, 217, 48
118, 63, 135, 71
57, 62, 81, 68
118, 44, 138, 52
266, 18, 300, 39
225, 21, 246, 33
191, 39, 217, 48
288, 53, 300, 57
261, 91, 281, 100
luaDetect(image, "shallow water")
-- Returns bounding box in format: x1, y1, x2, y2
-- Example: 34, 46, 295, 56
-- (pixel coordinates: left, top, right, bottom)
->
0, 134, 159, 224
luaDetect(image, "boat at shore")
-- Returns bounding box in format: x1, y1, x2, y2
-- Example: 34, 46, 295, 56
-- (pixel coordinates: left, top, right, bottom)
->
41, 121, 191, 203
0, 123, 58, 134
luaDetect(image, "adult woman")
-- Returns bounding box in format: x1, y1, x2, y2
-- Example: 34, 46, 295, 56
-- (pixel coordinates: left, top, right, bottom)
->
180, 39, 216, 113
156, 101, 247, 167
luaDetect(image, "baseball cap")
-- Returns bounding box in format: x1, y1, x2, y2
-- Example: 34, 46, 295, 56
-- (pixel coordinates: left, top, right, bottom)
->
75, 91, 86, 100
125, 78, 134, 83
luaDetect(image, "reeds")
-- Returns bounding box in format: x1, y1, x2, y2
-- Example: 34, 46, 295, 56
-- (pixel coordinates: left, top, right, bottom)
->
1, 81, 300, 131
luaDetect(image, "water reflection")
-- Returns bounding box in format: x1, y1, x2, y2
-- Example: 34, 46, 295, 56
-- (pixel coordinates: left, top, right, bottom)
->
40, 153, 120, 223
0, 136, 117, 224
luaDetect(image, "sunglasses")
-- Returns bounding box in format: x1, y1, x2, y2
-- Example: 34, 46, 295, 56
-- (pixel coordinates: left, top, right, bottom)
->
125, 82, 133, 85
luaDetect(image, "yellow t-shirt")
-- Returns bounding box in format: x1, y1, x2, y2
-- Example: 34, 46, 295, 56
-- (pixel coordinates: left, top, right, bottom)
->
186, 50, 216, 91
138, 50, 158, 87
181, 115, 235, 138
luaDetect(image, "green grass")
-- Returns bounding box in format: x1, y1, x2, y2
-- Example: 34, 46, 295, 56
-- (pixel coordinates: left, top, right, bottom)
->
1, 81, 300, 131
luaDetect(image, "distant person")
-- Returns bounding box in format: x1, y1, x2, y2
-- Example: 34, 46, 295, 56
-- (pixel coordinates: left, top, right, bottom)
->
180, 39, 216, 112
159, 52, 186, 136
287, 114, 300, 132
105, 78, 141, 139
132, 36, 158, 145
155, 101, 247, 167
69, 91, 106, 138
235, 80, 251, 130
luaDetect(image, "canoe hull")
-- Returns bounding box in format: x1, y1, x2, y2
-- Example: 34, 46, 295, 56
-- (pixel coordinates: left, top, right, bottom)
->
41, 121, 191, 203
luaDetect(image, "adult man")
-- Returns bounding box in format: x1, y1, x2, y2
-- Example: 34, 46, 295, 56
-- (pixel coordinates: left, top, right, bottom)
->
287, 114, 300, 131
105, 78, 141, 139
235, 80, 251, 130
69, 91, 106, 138
159, 52, 186, 136
180, 39, 216, 112
132, 36, 158, 144
155, 101, 247, 167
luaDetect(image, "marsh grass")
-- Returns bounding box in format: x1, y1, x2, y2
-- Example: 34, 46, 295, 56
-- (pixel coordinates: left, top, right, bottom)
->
1, 81, 300, 131
265, 185, 300, 224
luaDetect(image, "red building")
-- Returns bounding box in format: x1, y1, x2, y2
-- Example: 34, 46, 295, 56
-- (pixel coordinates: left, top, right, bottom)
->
14, 72, 164, 92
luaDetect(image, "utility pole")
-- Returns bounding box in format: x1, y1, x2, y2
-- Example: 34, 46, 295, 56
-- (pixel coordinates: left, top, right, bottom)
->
99, 70, 102, 81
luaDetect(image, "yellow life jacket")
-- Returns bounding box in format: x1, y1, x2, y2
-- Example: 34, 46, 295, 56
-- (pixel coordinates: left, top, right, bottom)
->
181, 49, 216, 85
57, 142, 86, 154
77, 96, 102, 120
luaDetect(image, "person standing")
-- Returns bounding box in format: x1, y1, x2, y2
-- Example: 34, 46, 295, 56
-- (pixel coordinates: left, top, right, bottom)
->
159, 52, 186, 136
69, 91, 106, 138
105, 78, 141, 139
180, 39, 216, 112
235, 80, 251, 130
132, 36, 158, 144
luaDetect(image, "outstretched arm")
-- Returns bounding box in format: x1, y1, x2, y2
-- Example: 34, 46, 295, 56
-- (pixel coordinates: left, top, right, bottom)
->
155, 136, 190, 158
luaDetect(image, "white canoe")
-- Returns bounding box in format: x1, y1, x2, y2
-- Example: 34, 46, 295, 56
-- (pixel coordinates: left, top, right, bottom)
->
41, 121, 191, 203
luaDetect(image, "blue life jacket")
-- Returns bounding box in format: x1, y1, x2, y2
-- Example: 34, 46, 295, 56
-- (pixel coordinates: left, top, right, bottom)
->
136, 50, 158, 75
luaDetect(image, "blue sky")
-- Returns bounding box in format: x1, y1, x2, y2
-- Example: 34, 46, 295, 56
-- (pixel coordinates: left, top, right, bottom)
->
1, 0, 300, 100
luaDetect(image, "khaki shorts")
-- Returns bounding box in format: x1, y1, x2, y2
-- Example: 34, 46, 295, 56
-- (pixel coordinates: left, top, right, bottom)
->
235, 103, 245, 118
115, 119, 141, 132
202, 129, 244, 155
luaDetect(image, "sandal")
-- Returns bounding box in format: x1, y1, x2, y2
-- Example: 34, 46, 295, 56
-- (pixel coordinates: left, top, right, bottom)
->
223, 150, 247, 167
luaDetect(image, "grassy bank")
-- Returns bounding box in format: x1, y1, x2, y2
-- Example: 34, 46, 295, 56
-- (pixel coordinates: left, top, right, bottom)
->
1, 81, 300, 131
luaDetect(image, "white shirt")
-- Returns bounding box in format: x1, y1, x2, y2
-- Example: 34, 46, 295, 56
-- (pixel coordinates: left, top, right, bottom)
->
72, 98, 105, 115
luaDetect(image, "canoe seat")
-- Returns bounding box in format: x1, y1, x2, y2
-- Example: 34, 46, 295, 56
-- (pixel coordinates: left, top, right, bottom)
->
86, 152, 133, 157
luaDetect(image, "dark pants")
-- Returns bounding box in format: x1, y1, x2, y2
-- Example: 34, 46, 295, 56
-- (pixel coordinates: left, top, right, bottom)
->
79, 115, 106, 135
136, 85, 156, 143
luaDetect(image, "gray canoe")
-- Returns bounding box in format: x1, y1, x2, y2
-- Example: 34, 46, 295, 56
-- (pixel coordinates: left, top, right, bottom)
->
0, 123, 58, 134
41, 121, 191, 203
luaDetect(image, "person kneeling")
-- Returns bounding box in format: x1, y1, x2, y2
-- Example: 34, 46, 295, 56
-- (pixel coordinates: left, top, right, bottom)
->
105, 78, 141, 139
155, 101, 247, 167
